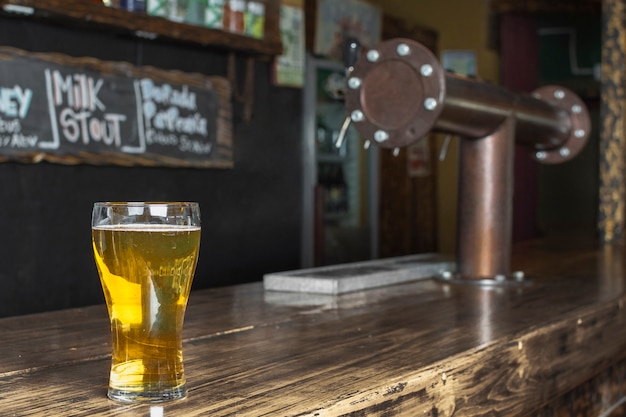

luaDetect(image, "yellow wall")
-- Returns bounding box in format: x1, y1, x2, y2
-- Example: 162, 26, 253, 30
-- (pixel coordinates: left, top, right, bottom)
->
366, 0, 500, 254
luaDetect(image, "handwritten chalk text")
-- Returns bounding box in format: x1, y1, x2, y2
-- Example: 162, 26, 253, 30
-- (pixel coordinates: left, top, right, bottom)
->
0, 85, 32, 119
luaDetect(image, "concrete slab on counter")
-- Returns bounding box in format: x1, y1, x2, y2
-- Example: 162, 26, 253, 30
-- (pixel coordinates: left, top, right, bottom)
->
263, 254, 454, 294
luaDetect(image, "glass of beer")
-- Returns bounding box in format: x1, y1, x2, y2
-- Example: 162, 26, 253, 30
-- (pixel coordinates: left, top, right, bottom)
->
91, 202, 201, 403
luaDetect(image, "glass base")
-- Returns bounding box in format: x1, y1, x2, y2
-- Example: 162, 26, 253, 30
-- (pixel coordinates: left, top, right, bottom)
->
107, 385, 187, 403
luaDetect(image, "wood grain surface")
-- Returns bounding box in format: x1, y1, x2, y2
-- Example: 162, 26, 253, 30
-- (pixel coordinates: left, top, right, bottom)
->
1, 235, 626, 416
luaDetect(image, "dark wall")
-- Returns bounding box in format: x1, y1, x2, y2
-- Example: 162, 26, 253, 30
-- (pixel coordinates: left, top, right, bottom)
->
0, 18, 303, 317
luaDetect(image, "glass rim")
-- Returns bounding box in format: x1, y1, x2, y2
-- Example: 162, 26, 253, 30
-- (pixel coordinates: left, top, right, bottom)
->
92, 201, 201, 228
93, 201, 199, 207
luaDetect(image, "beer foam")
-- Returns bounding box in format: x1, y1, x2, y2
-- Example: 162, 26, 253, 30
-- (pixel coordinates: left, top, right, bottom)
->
93, 224, 200, 232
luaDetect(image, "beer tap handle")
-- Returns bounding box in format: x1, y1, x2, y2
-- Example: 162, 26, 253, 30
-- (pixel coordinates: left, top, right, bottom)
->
335, 115, 351, 149
335, 38, 361, 150
344, 37, 361, 74
439, 134, 452, 161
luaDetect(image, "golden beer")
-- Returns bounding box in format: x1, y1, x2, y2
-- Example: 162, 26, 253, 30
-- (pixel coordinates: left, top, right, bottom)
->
92, 222, 200, 403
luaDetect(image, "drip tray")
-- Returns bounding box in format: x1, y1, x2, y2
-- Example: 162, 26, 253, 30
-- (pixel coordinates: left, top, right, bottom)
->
263, 254, 454, 295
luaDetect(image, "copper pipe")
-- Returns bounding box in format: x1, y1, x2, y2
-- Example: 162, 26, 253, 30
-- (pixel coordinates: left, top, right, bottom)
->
436, 74, 572, 151
457, 117, 515, 279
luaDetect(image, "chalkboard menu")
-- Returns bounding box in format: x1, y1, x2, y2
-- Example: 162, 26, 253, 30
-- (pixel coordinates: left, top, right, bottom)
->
0, 47, 232, 168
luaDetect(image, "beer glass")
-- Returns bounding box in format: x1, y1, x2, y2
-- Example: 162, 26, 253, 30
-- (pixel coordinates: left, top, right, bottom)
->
92, 202, 201, 403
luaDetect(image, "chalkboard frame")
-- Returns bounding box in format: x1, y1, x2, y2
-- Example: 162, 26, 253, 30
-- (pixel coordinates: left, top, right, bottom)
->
0, 46, 233, 168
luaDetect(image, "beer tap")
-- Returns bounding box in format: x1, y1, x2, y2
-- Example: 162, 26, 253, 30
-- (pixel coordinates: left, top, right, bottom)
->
344, 38, 591, 285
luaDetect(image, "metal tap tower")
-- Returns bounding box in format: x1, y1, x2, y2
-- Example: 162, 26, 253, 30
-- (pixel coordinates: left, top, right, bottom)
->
344, 38, 591, 284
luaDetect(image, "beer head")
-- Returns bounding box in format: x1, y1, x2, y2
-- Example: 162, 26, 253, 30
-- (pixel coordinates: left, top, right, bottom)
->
92, 202, 201, 228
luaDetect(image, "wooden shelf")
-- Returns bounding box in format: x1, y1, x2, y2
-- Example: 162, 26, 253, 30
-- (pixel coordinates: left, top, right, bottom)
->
0, 0, 283, 57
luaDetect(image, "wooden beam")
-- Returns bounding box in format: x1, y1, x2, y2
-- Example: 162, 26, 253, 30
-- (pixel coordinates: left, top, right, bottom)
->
598, 0, 626, 242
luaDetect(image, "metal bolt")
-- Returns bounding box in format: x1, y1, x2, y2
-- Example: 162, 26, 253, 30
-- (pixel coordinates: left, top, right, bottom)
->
424, 98, 438, 111
348, 77, 362, 89
420, 64, 433, 77
559, 147, 570, 157
397, 43, 410, 56
367, 49, 380, 62
351, 110, 364, 122
575, 129, 585, 138
374, 130, 389, 143
393, 147, 400, 157
554, 90, 565, 99
572, 104, 582, 114
440, 270, 453, 280
536, 151, 547, 160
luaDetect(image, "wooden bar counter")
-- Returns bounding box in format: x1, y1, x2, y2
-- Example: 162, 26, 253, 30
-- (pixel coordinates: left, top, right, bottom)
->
2, 235, 626, 416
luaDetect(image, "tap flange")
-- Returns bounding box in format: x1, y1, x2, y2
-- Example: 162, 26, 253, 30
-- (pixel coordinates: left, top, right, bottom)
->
529, 86, 591, 164
344, 38, 446, 148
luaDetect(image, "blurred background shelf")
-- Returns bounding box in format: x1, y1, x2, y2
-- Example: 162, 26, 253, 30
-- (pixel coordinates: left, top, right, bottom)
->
0, 0, 283, 56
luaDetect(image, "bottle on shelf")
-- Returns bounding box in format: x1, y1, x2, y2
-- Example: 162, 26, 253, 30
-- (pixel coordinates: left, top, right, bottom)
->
102, 0, 121, 7
328, 164, 340, 214
318, 162, 349, 216
165, 0, 185, 22
245, 0, 265, 39
146, 0, 168, 16
318, 162, 331, 214
336, 163, 348, 213
185, 0, 205, 26
203, 0, 225, 29
223, 0, 246, 34
135, 0, 266, 39
146, 0, 184, 21
119, 0, 146, 12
